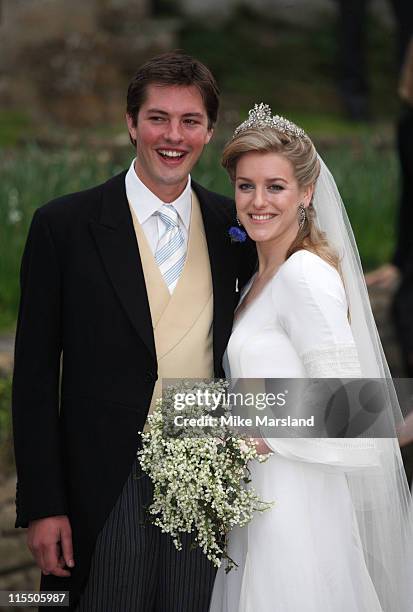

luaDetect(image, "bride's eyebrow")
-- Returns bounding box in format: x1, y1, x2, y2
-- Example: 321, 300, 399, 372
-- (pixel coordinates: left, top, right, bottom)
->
235, 176, 288, 182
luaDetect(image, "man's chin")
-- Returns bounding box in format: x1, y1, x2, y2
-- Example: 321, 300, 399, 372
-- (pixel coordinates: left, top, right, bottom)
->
155, 171, 190, 187
154, 155, 198, 184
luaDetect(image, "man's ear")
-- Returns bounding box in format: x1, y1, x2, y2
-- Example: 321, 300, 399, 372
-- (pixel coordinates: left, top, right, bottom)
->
126, 113, 137, 141
204, 128, 214, 145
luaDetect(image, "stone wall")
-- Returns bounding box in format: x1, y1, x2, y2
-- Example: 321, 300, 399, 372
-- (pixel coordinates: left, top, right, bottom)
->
0, 0, 395, 126
0, 0, 178, 126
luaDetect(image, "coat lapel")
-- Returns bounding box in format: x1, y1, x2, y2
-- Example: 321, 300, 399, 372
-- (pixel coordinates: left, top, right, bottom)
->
192, 181, 237, 376
89, 171, 156, 363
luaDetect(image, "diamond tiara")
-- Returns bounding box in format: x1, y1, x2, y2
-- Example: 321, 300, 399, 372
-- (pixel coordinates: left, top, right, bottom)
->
233, 103, 307, 139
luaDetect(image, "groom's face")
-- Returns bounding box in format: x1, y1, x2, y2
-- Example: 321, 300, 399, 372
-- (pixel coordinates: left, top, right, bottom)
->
126, 84, 213, 201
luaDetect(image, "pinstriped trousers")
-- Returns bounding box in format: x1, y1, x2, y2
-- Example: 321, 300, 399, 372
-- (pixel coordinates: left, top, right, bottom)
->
75, 459, 216, 612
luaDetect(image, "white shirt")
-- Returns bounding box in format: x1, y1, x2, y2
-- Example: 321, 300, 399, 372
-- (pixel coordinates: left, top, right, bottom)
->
125, 158, 192, 255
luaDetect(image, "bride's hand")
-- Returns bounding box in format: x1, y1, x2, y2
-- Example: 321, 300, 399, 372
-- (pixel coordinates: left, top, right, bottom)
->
249, 437, 272, 455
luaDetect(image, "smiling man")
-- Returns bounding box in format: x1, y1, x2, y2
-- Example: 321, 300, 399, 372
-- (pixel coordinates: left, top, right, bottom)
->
12, 52, 256, 611
127, 83, 213, 201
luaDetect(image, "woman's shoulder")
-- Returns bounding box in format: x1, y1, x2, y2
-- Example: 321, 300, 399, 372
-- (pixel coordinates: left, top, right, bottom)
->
277, 249, 340, 282
272, 249, 346, 305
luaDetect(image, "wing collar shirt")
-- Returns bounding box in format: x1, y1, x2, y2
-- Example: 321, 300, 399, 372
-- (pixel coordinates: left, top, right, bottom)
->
125, 158, 192, 255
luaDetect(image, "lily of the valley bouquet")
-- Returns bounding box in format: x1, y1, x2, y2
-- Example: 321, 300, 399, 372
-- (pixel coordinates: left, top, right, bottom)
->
137, 379, 273, 571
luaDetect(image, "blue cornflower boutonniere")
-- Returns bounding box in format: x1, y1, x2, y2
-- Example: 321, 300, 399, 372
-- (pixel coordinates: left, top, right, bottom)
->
228, 226, 247, 243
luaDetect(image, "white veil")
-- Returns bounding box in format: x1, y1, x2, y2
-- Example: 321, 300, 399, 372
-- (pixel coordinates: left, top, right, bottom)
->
313, 157, 413, 611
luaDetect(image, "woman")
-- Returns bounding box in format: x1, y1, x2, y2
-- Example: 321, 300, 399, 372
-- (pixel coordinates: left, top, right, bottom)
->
210, 104, 413, 611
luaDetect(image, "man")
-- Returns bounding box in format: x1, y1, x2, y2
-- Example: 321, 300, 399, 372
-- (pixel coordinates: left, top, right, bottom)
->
12, 52, 255, 611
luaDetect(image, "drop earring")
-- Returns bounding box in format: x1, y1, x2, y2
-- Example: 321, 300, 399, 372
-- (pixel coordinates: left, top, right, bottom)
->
298, 203, 306, 230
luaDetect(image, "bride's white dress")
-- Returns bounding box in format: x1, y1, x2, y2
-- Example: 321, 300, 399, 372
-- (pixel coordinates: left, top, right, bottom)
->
209, 249, 383, 612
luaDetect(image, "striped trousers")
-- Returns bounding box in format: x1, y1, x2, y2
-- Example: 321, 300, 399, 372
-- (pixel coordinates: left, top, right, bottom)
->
74, 459, 216, 612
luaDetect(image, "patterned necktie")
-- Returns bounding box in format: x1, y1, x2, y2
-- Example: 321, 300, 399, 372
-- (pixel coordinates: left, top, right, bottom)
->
154, 204, 186, 293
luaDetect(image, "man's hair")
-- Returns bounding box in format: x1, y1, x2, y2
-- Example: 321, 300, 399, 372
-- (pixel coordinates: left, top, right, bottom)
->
126, 51, 220, 133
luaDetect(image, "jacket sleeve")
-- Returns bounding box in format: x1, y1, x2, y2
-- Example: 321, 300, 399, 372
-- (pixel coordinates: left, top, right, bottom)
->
12, 208, 67, 527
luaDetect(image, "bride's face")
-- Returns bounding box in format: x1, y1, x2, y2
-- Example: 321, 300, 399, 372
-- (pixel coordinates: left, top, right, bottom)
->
235, 151, 312, 245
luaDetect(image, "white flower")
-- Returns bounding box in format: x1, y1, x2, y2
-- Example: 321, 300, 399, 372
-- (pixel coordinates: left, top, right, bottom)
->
8, 209, 22, 224
137, 380, 273, 571
8, 188, 22, 224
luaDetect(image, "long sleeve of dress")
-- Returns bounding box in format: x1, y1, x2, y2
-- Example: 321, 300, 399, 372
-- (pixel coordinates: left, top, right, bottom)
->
263, 250, 381, 470
274, 250, 361, 377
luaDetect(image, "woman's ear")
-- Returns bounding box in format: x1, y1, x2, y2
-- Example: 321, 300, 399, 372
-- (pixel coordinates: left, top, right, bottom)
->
302, 184, 315, 207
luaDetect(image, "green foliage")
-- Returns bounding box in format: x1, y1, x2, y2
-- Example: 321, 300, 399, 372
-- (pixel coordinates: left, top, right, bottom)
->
0, 146, 130, 331
0, 375, 11, 440
0, 111, 33, 147
322, 141, 398, 270
0, 375, 13, 473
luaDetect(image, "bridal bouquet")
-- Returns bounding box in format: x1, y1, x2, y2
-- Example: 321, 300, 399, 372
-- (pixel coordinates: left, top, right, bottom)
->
137, 379, 273, 571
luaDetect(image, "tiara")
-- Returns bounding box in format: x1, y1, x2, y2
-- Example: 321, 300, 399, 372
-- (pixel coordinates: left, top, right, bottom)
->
233, 103, 307, 139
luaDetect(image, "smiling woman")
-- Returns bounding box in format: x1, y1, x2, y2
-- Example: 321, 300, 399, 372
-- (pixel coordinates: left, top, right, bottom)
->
209, 105, 413, 612
222, 122, 339, 287
234, 152, 311, 245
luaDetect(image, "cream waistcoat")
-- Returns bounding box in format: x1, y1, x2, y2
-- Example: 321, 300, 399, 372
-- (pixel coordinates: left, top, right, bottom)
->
129, 191, 214, 429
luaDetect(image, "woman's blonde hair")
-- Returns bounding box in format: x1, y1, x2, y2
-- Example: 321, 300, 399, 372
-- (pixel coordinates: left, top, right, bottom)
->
222, 126, 340, 270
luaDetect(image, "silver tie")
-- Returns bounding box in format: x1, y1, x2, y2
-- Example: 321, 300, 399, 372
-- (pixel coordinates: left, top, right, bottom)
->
154, 205, 186, 293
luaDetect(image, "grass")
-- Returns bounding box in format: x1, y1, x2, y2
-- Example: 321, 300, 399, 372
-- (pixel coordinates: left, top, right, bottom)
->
0, 147, 128, 331
322, 142, 398, 269
0, 375, 13, 474
0, 375, 11, 438
0, 111, 34, 147
0, 136, 398, 333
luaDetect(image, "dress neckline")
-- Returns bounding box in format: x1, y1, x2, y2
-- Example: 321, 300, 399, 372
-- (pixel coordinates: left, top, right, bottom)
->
233, 271, 267, 328
234, 250, 308, 328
